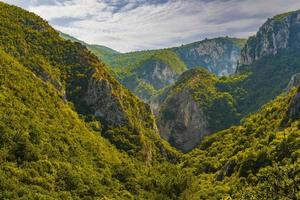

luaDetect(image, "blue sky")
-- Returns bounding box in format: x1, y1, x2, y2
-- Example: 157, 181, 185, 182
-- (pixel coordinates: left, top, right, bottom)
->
3, 0, 300, 52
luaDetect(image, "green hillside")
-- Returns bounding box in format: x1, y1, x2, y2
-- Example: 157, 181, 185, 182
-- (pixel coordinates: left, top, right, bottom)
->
157, 9, 300, 150
0, 46, 187, 200
157, 48, 300, 151
232, 49, 300, 116
111, 49, 188, 100
158, 68, 241, 134
59, 32, 245, 101
110, 37, 245, 101
59, 32, 119, 62
0, 2, 299, 199
182, 87, 300, 199
0, 3, 187, 199
0, 48, 125, 199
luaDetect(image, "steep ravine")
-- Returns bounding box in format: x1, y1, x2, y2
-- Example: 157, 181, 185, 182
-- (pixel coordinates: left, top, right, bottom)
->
157, 89, 210, 152
157, 10, 300, 152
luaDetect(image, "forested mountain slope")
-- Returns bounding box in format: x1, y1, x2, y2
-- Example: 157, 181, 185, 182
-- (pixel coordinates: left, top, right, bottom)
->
109, 37, 245, 101
0, 3, 186, 199
0, 2, 179, 161
61, 32, 245, 101
181, 86, 300, 199
0, 2, 299, 199
158, 9, 300, 151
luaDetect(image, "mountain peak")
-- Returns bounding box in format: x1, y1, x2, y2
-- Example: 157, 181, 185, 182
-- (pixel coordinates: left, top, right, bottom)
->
239, 9, 300, 66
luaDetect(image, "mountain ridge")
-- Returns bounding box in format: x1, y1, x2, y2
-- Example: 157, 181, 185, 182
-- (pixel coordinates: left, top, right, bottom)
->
59, 32, 246, 101
0, 2, 299, 199
157, 9, 300, 152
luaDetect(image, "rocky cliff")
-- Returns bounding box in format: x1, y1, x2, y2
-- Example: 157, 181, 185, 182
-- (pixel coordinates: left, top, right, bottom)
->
157, 10, 300, 152
287, 73, 300, 120
288, 87, 300, 120
134, 59, 178, 89
240, 10, 300, 65
157, 69, 239, 152
157, 89, 210, 152
287, 73, 300, 91
174, 37, 245, 76
79, 37, 245, 102
0, 1, 177, 162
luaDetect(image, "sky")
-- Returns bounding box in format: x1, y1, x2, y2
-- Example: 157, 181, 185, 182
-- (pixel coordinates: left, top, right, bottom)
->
3, 0, 300, 52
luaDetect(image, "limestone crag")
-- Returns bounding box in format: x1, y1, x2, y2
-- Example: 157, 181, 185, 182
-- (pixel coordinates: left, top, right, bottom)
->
174, 38, 244, 76
240, 10, 300, 65
157, 89, 210, 152
85, 72, 128, 125
287, 73, 300, 91
135, 59, 178, 90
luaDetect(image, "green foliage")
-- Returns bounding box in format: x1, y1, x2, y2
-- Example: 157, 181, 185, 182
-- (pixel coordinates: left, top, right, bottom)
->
150, 50, 187, 74
272, 9, 300, 22
0, 2, 187, 199
182, 89, 300, 199
59, 31, 120, 62
1, 2, 299, 199
93, 37, 244, 101
161, 68, 241, 133
0, 1, 179, 162
236, 49, 300, 116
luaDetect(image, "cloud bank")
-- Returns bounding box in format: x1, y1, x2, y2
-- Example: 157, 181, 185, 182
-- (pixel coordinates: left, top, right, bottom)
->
3, 0, 300, 52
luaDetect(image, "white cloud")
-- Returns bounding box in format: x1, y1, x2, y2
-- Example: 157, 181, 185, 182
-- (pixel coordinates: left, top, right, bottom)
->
2, 0, 300, 52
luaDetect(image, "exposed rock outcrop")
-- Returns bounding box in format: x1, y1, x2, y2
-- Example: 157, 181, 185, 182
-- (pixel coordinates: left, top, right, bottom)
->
85, 74, 128, 125
285, 74, 300, 120
240, 10, 300, 65
287, 73, 300, 91
110, 38, 245, 102
174, 37, 244, 76
288, 88, 300, 120
135, 59, 178, 89
157, 89, 209, 152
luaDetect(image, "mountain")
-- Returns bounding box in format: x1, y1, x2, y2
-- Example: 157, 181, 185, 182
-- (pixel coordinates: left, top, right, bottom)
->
1, 2, 299, 199
173, 37, 245, 76
157, 68, 240, 152
0, 2, 179, 161
182, 86, 300, 199
0, 3, 186, 199
60, 33, 245, 101
108, 37, 245, 102
240, 9, 300, 65
157, 10, 300, 151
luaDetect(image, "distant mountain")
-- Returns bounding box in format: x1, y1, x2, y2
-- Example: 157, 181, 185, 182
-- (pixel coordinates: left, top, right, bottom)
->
107, 37, 246, 101
59, 32, 246, 101
1, 2, 299, 199
157, 10, 300, 151
172, 37, 245, 76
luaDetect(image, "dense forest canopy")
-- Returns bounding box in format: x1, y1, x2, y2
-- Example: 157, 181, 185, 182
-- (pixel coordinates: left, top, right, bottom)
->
0, 2, 299, 199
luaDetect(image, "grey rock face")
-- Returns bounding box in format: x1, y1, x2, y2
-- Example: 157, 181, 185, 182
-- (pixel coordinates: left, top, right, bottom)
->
157, 90, 209, 152
84, 74, 128, 125
288, 89, 300, 120
287, 73, 300, 91
135, 59, 178, 89
216, 159, 237, 181
174, 38, 243, 76
240, 11, 300, 65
